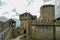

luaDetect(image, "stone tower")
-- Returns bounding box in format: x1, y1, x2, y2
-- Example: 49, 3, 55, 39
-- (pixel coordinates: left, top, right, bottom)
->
8, 19, 16, 39
8, 19, 16, 27
20, 12, 31, 38
40, 4, 55, 22
20, 12, 37, 38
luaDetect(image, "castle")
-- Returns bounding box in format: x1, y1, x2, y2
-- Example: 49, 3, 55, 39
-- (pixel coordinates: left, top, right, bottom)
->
20, 4, 60, 40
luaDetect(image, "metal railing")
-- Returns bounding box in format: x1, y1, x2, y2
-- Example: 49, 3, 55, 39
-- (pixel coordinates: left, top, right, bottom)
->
0, 26, 11, 40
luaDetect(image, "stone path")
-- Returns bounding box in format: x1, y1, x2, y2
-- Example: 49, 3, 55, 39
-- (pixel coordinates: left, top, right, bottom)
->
13, 34, 25, 40
11, 34, 33, 40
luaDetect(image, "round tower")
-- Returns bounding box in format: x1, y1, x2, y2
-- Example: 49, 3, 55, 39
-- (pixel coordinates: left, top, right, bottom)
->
40, 4, 55, 22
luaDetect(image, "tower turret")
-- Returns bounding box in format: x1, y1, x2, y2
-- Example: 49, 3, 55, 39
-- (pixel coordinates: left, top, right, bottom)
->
40, 4, 55, 22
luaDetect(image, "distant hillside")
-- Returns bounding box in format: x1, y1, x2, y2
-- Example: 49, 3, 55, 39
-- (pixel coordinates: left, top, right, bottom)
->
0, 17, 8, 22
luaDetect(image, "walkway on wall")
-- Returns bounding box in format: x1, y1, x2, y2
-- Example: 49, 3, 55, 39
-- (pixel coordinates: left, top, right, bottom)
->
0, 26, 11, 40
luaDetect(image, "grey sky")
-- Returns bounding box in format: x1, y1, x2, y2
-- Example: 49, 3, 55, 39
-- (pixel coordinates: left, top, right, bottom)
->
0, 0, 60, 26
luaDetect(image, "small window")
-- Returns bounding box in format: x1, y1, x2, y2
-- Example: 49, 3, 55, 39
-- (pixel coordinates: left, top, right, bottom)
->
38, 20, 39, 22
48, 20, 50, 22
41, 20, 43, 22
31, 21, 32, 23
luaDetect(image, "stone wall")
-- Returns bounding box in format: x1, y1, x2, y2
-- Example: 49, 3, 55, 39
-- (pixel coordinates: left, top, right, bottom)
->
56, 27, 60, 40
30, 26, 53, 40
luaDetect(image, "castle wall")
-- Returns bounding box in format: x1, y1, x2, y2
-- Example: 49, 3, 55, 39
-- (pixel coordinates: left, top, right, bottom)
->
0, 22, 9, 32
55, 26, 60, 40
29, 24, 60, 40
30, 25, 53, 40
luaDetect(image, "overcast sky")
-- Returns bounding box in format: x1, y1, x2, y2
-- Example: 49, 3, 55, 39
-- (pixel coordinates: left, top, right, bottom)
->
0, 0, 60, 26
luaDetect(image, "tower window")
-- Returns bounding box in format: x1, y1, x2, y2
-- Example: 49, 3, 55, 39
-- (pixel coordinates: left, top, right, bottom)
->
38, 20, 39, 22
48, 20, 50, 22
41, 20, 43, 22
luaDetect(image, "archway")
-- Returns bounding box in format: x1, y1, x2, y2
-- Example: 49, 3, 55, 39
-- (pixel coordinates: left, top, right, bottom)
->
24, 30, 26, 37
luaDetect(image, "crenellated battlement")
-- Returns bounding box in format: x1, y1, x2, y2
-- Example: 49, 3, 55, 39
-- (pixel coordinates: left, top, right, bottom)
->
40, 4, 55, 22
40, 5, 55, 9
